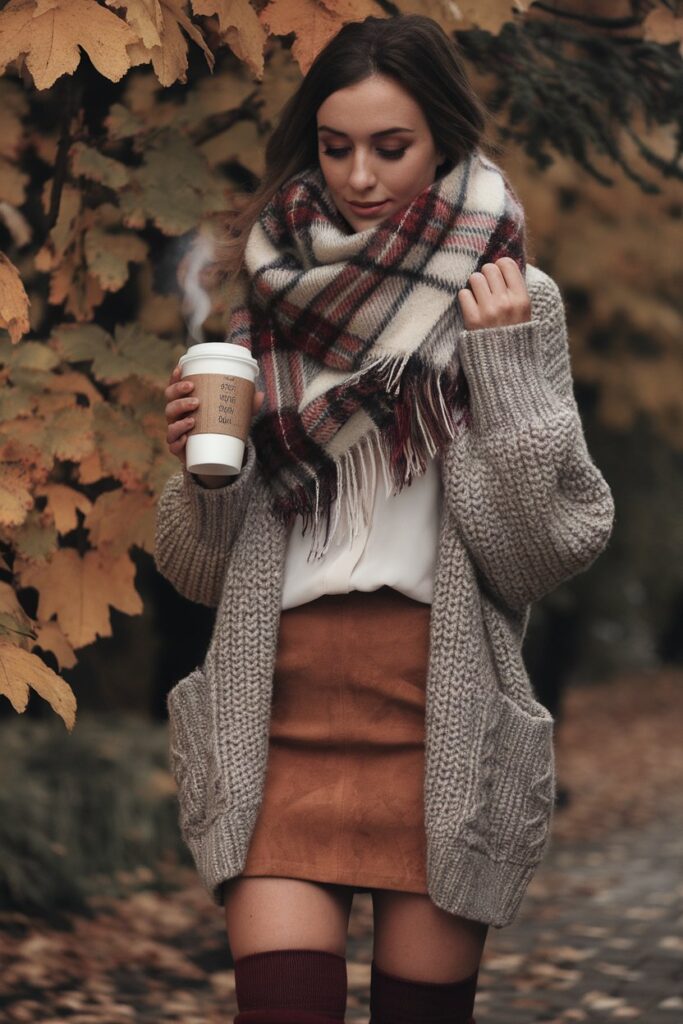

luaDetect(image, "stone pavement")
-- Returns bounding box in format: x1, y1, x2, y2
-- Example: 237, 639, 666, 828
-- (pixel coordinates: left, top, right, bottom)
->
343, 815, 683, 1023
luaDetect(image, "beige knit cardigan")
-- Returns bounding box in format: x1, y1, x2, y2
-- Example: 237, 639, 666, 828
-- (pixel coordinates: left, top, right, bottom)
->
154, 265, 615, 929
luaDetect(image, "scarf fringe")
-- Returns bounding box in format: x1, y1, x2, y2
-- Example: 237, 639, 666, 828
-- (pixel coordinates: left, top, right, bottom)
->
273, 354, 470, 560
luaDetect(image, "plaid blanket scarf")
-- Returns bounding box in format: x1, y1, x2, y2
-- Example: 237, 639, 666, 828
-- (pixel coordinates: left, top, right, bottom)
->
227, 148, 527, 560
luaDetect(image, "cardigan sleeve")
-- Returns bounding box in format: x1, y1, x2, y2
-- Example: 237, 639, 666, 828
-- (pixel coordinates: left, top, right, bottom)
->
441, 271, 615, 613
153, 436, 258, 607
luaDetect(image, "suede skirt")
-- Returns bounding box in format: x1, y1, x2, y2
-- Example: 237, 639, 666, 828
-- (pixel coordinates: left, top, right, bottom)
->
237, 585, 430, 895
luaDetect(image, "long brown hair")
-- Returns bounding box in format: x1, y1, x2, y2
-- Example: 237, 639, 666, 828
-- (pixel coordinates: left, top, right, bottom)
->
212, 13, 497, 302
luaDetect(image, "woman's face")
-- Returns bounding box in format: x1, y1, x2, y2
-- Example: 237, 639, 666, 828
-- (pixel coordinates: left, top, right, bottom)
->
316, 74, 446, 233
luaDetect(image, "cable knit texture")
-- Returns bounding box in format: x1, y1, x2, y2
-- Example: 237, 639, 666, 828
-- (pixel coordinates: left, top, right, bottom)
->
155, 265, 615, 929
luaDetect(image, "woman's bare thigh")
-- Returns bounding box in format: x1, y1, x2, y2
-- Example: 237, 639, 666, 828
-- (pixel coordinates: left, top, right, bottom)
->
223, 876, 355, 961
371, 888, 489, 983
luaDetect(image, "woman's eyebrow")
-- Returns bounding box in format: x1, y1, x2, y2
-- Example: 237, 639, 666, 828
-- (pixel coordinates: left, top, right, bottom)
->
317, 126, 415, 137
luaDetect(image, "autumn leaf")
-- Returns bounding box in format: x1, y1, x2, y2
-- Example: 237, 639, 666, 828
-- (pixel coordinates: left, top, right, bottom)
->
0, 159, 30, 208
200, 118, 265, 176
35, 483, 93, 535
193, 0, 268, 79
84, 488, 157, 557
0, 79, 28, 161
256, 42, 302, 126
0, 251, 30, 343
83, 227, 149, 292
0, 638, 76, 727
16, 547, 144, 649
52, 321, 175, 388
0, 0, 139, 91
642, 9, 683, 58
0, 580, 35, 644
120, 128, 228, 235
6, 507, 59, 563
0, 464, 34, 528
70, 142, 131, 190
441, 0, 529, 33
94, 401, 156, 488
31, 618, 77, 670
0, 336, 59, 372
257, 0, 344, 76
105, 0, 165, 50
116, 0, 215, 87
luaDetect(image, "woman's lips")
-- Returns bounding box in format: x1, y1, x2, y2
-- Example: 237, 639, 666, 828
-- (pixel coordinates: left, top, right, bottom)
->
347, 199, 389, 216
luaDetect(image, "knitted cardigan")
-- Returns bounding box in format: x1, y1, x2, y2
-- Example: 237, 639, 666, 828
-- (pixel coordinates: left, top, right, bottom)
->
154, 265, 615, 929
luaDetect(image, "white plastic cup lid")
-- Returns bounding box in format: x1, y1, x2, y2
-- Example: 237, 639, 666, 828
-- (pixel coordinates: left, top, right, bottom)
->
178, 342, 258, 370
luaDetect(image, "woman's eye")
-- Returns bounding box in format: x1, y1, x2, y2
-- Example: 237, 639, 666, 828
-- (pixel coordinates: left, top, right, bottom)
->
322, 147, 407, 161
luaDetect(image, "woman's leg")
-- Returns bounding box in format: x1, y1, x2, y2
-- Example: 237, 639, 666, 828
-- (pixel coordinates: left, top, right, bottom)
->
369, 889, 488, 1023
371, 889, 487, 981
224, 877, 354, 1024
224, 876, 355, 958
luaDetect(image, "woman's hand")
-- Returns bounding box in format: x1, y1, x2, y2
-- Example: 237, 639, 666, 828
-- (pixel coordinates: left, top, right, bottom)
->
457, 256, 531, 331
164, 363, 265, 476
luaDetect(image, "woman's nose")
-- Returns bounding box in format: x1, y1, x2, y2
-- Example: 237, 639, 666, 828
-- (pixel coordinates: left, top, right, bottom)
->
348, 152, 376, 190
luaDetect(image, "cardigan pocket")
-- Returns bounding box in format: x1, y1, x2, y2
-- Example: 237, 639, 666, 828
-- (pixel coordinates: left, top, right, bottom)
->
463, 688, 556, 866
167, 666, 213, 840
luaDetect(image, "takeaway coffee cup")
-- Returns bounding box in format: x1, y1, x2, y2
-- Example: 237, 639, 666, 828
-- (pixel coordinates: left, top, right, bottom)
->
178, 342, 259, 475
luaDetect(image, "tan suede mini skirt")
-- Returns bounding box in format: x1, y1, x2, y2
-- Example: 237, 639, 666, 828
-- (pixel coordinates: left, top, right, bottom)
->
238, 585, 430, 895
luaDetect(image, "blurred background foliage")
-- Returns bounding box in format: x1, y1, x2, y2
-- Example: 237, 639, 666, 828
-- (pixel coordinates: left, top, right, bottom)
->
0, 0, 681, 911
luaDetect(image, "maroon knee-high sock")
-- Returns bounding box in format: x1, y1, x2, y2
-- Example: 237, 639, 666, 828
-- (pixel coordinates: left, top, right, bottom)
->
233, 948, 347, 1024
369, 960, 479, 1024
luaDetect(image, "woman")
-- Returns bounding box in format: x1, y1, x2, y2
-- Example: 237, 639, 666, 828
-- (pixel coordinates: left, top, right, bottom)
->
156, 14, 615, 1024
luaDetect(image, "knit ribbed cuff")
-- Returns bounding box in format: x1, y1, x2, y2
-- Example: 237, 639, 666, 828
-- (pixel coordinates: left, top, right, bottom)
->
181, 435, 257, 542
427, 840, 541, 929
185, 806, 262, 907
458, 319, 561, 434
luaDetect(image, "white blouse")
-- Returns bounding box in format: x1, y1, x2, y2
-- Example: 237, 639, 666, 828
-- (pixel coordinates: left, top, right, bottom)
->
281, 453, 443, 610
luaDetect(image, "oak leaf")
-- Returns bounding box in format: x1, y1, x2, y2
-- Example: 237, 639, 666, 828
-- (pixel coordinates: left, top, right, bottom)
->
0, 0, 139, 91
193, 0, 267, 79
0, 638, 76, 728
16, 547, 144, 649
0, 252, 31, 343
